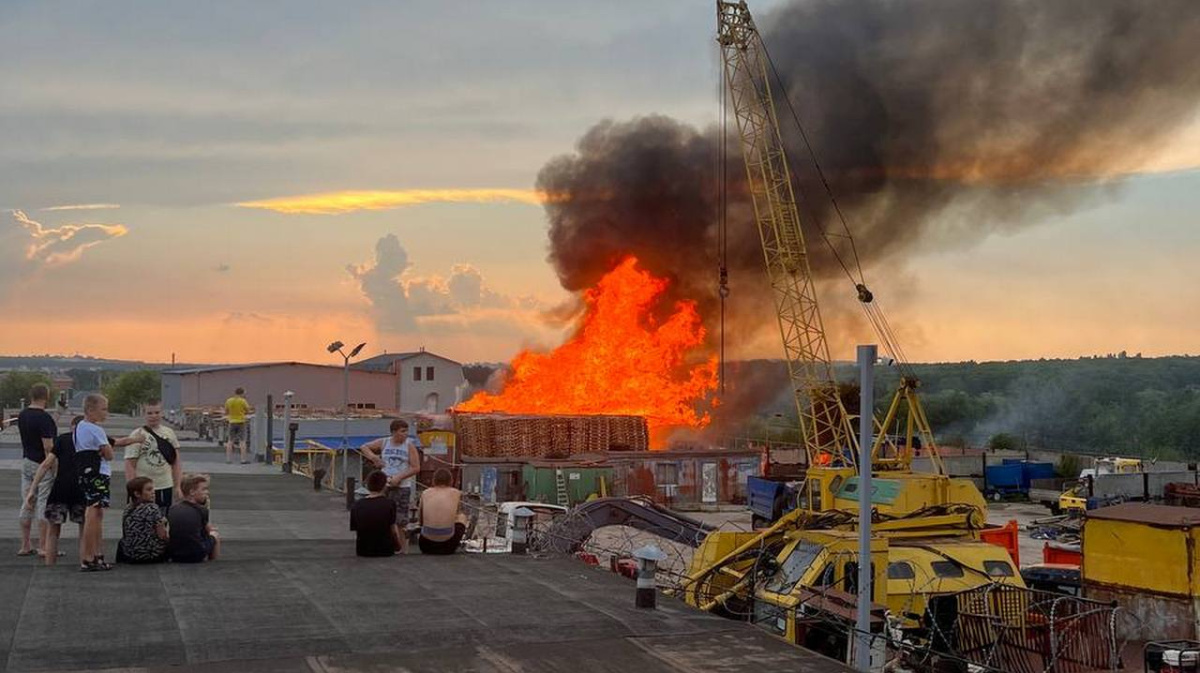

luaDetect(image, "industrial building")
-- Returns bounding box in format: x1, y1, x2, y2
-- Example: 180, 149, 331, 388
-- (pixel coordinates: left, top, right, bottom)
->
161, 348, 465, 414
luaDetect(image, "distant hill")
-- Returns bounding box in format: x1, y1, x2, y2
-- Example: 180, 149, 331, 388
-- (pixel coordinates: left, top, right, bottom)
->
0, 355, 209, 371
725, 354, 1200, 459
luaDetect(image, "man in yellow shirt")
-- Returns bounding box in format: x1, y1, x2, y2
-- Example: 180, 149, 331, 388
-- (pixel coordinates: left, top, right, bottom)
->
224, 388, 251, 464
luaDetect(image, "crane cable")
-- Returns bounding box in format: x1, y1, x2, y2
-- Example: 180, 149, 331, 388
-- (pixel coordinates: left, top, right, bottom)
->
717, 47, 730, 395
758, 33, 918, 379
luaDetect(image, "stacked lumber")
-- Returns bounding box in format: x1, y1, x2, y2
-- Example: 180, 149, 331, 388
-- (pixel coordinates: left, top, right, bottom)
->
453, 412, 649, 458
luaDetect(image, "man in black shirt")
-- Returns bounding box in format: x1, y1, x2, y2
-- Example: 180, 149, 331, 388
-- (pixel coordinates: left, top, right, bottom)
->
350, 470, 401, 557
168, 474, 220, 563
17, 383, 57, 557
25, 416, 86, 567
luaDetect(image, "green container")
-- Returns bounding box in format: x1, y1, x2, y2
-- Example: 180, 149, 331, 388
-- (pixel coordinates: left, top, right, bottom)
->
521, 464, 614, 506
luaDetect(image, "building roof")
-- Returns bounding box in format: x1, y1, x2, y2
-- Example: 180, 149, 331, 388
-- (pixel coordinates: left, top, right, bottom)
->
353, 349, 461, 372
1086, 502, 1200, 528
164, 361, 394, 376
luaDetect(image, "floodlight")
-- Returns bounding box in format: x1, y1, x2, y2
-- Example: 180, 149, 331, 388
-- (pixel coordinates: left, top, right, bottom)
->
349, 342, 367, 358
327, 340, 344, 353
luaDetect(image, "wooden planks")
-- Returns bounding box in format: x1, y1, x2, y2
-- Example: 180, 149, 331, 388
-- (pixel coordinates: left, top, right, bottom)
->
453, 413, 648, 458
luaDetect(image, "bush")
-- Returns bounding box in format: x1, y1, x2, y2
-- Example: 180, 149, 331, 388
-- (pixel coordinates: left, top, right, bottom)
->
103, 370, 161, 415
0, 371, 54, 408
1056, 454, 1083, 479
987, 432, 1026, 452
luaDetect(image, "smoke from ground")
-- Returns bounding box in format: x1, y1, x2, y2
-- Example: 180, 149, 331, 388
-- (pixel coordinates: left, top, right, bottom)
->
538, 0, 1200, 362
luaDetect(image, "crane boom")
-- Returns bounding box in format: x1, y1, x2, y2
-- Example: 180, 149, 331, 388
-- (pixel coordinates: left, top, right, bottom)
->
716, 0, 856, 466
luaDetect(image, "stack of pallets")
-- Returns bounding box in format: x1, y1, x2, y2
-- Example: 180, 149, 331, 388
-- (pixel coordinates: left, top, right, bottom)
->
453, 412, 649, 458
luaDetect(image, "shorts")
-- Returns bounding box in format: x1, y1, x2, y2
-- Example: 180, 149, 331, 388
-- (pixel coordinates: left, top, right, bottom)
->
386, 486, 412, 526
418, 522, 466, 556
44, 502, 85, 525
228, 423, 247, 442
19, 459, 52, 523
155, 487, 173, 513
79, 472, 111, 509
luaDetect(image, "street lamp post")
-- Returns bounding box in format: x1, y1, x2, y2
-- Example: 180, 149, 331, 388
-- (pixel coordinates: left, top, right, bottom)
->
328, 340, 366, 504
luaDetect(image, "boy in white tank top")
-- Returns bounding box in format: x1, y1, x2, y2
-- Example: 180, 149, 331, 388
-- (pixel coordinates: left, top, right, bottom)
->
360, 419, 421, 553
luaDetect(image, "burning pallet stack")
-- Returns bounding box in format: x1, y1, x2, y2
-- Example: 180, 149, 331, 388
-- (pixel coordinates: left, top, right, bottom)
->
453, 412, 649, 458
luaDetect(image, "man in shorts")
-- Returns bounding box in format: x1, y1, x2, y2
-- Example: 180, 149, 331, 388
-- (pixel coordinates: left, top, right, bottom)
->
76, 394, 116, 571
16, 383, 56, 557
360, 419, 421, 553
224, 387, 251, 464
26, 416, 86, 566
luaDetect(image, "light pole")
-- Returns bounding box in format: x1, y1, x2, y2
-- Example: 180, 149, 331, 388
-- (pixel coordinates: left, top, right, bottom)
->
327, 340, 366, 499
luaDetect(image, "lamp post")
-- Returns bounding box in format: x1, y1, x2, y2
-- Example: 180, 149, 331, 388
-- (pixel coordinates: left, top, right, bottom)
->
328, 340, 366, 501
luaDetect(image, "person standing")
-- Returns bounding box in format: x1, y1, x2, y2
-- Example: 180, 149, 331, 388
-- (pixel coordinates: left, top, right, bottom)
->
224, 387, 251, 464
168, 474, 220, 563
123, 399, 182, 513
17, 383, 57, 557
350, 470, 401, 557
25, 416, 86, 567
76, 393, 117, 571
360, 419, 421, 553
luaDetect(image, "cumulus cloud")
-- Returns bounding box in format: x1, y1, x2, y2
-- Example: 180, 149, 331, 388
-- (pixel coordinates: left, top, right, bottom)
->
10, 209, 128, 266
347, 233, 553, 341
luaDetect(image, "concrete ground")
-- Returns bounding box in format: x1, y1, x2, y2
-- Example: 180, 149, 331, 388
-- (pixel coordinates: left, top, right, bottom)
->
0, 443, 850, 673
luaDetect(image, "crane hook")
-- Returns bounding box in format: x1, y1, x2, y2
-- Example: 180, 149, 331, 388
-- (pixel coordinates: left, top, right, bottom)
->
855, 283, 873, 304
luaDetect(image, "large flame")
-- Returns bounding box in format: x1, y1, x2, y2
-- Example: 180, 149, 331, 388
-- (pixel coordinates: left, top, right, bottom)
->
457, 257, 718, 441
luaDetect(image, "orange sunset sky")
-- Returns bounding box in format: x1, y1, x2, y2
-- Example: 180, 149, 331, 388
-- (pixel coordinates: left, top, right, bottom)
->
2, 2, 1198, 367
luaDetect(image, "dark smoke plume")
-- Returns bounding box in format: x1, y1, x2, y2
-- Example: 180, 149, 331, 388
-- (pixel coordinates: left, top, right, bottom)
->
538, 0, 1200, 355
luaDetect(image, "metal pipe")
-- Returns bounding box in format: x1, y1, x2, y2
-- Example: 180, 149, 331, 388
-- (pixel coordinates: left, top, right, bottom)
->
263, 394, 273, 464
855, 343, 876, 672
341, 354, 350, 505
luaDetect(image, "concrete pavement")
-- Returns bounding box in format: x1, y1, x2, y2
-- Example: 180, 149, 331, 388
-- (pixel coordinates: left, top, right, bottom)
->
0, 462, 851, 672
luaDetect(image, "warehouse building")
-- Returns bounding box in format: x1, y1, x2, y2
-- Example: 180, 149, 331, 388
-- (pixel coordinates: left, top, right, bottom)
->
161, 348, 465, 414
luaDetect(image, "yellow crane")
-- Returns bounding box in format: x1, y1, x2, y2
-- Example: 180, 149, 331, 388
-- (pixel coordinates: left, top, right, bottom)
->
716, 0, 945, 479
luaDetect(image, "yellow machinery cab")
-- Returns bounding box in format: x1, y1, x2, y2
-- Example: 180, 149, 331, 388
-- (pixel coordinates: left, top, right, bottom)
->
800, 466, 988, 517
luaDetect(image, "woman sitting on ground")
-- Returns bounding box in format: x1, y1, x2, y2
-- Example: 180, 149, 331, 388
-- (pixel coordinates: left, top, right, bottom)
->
117, 476, 168, 564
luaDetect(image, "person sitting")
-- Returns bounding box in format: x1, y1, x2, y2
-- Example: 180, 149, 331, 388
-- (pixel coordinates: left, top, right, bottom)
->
417, 469, 467, 555
168, 474, 220, 563
350, 470, 401, 557
117, 476, 168, 564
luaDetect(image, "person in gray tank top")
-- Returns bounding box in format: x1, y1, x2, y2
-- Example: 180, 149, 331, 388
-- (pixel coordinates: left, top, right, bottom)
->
360, 419, 421, 553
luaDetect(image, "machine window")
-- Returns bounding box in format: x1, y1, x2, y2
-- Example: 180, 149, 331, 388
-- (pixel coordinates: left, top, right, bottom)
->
764, 541, 823, 594
984, 560, 1015, 577
888, 562, 916, 580
931, 561, 965, 578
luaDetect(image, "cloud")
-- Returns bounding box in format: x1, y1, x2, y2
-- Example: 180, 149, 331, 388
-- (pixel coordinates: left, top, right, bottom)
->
40, 203, 121, 211
347, 234, 552, 340
10, 209, 128, 267
236, 188, 552, 215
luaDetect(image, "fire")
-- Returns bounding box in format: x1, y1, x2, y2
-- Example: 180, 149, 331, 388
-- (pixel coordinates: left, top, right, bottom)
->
457, 257, 718, 442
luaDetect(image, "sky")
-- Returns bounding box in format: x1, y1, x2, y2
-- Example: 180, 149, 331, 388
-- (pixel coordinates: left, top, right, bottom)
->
1, 0, 1198, 366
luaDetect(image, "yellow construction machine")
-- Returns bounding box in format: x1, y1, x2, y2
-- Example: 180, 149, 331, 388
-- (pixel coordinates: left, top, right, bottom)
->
680, 504, 1022, 640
